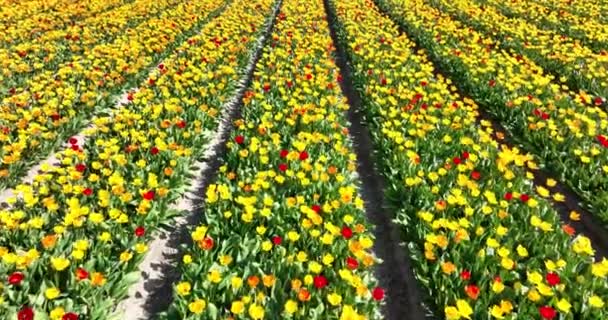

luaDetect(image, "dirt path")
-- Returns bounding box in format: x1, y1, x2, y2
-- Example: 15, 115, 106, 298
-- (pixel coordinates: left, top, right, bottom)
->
323, 0, 431, 319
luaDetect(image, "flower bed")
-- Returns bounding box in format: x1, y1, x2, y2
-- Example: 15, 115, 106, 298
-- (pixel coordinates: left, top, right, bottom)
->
531, 0, 608, 25
0, 0, 274, 317
0, 0, 226, 189
0, 0, 125, 42
375, 0, 608, 226
427, 0, 608, 99
329, 0, 608, 318
165, 0, 384, 318
0, 0, 181, 88
475, 0, 608, 51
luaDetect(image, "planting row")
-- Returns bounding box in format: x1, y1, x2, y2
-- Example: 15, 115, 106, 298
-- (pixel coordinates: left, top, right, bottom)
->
165, 0, 384, 318
476, 0, 608, 50
0, 0, 274, 318
532, 0, 608, 25
0, 0, 226, 189
330, 0, 608, 318
427, 0, 608, 99
374, 0, 608, 226
0, 0, 127, 46
0, 0, 66, 24
1, 0, 181, 90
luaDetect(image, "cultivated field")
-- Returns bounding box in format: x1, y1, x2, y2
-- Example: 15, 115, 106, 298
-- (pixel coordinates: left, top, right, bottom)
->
0, 0, 606, 319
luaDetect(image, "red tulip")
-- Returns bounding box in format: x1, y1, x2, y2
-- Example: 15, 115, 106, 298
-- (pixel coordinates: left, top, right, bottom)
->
201, 236, 214, 250
313, 275, 328, 289
520, 194, 530, 202
272, 236, 282, 245
341, 226, 353, 239
539, 306, 557, 319
8, 272, 24, 285
346, 257, 358, 270
299, 151, 309, 161
460, 269, 471, 280
372, 287, 385, 301
597, 135, 608, 148
235, 135, 245, 144
75, 164, 86, 172
279, 149, 289, 158
546, 272, 560, 286
504, 192, 513, 201
278, 163, 288, 172
594, 97, 603, 106
62, 313, 79, 320
135, 226, 145, 237
143, 190, 155, 200
465, 284, 479, 300
471, 171, 481, 180
76, 268, 89, 280
18, 307, 34, 320
82, 188, 93, 196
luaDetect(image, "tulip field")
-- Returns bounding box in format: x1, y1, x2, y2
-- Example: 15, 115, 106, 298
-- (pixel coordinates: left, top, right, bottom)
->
1, 0, 607, 319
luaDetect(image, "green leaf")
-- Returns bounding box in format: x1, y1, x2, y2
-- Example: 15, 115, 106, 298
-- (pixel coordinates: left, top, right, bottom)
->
123, 271, 141, 285
207, 302, 218, 319
33, 308, 49, 320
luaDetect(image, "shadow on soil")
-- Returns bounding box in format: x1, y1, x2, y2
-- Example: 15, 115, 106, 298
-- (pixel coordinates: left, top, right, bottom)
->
323, 0, 431, 319
371, 0, 608, 261
135, 2, 283, 318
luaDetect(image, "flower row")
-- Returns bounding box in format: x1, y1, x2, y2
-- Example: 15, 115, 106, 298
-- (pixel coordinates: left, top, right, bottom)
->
475, 0, 608, 51
330, 0, 608, 318
0, 0, 127, 46
0, 0, 65, 24
0, 0, 180, 89
427, 0, 608, 99
532, 0, 608, 25
376, 0, 608, 225
165, 0, 383, 318
0, 0, 271, 317
0, 0, 225, 189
